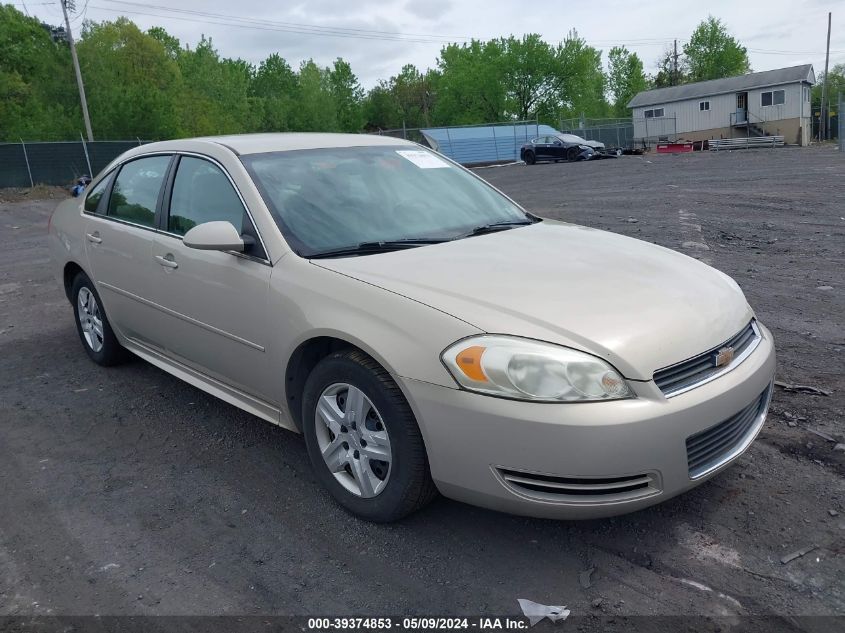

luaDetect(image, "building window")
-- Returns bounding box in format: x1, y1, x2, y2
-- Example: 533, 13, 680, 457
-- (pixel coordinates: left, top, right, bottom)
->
699, 101, 710, 111
761, 89, 785, 107
644, 108, 665, 118
804, 86, 810, 102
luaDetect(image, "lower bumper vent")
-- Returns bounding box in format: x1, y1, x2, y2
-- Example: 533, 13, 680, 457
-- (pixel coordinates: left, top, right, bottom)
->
496, 468, 660, 504
686, 384, 772, 479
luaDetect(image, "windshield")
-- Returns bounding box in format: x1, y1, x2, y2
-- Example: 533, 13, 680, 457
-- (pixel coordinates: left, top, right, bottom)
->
558, 134, 587, 144
241, 146, 529, 257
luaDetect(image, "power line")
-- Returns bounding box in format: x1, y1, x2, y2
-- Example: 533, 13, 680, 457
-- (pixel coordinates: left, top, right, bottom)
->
96, 0, 472, 42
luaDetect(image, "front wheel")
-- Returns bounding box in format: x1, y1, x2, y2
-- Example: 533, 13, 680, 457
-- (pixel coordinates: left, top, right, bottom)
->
302, 349, 437, 522
566, 147, 579, 162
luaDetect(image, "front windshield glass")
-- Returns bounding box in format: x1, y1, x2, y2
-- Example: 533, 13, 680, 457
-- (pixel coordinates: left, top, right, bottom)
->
558, 134, 587, 144
241, 146, 529, 257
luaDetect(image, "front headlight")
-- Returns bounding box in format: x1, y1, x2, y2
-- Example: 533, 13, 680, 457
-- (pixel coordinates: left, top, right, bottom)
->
441, 336, 632, 402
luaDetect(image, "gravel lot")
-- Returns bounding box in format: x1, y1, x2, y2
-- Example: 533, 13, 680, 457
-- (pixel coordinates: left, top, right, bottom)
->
0, 146, 843, 627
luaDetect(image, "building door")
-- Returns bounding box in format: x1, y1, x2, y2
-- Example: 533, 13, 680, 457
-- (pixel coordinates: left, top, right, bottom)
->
736, 92, 748, 123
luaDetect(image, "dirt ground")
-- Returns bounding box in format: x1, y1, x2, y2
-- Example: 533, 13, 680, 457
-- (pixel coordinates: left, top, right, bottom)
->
0, 146, 842, 629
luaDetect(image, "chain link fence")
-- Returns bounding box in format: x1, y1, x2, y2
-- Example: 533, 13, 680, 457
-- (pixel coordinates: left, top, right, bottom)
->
0, 139, 147, 188
558, 117, 635, 149
558, 116, 678, 149
378, 120, 547, 165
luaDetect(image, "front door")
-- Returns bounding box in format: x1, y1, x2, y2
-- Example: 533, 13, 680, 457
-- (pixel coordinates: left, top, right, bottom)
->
84, 154, 172, 345
148, 155, 275, 402
736, 92, 748, 123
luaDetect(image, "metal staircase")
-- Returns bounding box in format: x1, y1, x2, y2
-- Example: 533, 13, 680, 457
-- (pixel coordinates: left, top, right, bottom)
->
730, 111, 767, 137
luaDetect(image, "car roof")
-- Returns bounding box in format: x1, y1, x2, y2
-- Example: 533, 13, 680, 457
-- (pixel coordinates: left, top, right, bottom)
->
132, 132, 416, 157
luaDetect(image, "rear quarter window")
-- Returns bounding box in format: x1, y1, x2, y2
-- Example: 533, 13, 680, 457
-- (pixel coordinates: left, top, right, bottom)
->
83, 177, 110, 213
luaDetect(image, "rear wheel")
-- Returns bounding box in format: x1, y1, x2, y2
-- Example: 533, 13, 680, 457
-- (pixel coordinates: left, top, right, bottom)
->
524, 150, 536, 165
302, 349, 437, 522
71, 272, 130, 366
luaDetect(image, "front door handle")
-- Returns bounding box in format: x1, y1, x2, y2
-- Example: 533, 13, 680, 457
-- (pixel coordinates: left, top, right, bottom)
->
86, 232, 102, 244
155, 254, 178, 269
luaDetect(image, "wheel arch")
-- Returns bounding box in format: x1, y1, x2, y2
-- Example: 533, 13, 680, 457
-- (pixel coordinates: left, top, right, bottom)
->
63, 261, 88, 302
284, 333, 406, 432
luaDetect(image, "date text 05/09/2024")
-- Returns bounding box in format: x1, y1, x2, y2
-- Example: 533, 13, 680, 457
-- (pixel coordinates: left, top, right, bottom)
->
307, 617, 530, 631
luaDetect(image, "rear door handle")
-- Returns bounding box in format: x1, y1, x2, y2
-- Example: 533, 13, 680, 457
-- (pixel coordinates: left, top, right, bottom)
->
86, 232, 102, 244
155, 254, 178, 269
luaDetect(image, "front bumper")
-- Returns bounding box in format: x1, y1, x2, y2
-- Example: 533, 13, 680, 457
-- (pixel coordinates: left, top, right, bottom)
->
401, 324, 776, 519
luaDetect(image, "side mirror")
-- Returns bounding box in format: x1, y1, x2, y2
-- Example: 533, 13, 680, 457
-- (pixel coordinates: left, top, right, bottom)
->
183, 221, 245, 252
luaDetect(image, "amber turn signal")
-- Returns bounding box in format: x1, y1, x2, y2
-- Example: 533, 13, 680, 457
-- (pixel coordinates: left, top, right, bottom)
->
455, 345, 488, 382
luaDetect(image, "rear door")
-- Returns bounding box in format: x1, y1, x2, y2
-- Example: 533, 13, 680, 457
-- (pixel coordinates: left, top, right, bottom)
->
83, 154, 173, 345
148, 154, 275, 402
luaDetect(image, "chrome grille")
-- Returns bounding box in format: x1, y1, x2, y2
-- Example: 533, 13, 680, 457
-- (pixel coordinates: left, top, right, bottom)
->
496, 468, 660, 503
686, 385, 772, 479
654, 321, 760, 397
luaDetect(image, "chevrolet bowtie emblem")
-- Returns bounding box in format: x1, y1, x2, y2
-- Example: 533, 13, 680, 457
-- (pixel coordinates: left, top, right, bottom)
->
715, 346, 735, 367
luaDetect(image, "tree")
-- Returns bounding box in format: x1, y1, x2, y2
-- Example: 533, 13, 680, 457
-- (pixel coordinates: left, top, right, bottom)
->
651, 47, 687, 88
434, 40, 507, 124
812, 63, 845, 107
176, 36, 256, 135
147, 26, 181, 60
555, 31, 609, 120
362, 81, 402, 130
0, 5, 77, 140
607, 46, 648, 116
77, 19, 183, 139
252, 53, 297, 131
683, 16, 750, 82
328, 58, 364, 132
291, 59, 337, 131
498, 34, 559, 120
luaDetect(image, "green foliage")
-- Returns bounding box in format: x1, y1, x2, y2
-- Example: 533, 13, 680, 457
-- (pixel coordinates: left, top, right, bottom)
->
812, 64, 845, 106
651, 48, 686, 88
77, 18, 183, 138
329, 58, 365, 132
0, 5, 764, 141
292, 59, 337, 131
682, 16, 750, 82
251, 53, 297, 132
434, 40, 507, 124
0, 5, 78, 140
607, 46, 648, 115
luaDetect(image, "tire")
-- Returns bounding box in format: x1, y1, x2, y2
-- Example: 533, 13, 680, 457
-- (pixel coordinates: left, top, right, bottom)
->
71, 272, 130, 366
566, 147, 579, 162
302, 349, 437, 522
524, 150, 536, 165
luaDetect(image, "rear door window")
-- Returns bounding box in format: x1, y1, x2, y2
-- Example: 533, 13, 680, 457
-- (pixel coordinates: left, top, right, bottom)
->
107, 155, 171, 228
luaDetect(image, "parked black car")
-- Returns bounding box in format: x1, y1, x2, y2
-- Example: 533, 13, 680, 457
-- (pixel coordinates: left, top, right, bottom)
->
520, 133, 613, 165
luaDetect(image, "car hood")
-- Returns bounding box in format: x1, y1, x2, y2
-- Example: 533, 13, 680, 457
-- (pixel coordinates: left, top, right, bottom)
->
582, 139, 605, 149
313, 221, 753, 380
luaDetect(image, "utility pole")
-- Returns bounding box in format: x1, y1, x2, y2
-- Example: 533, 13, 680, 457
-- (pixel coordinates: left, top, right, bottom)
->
821, 11, 832, 141
60, 0, 94, 142
672, 39, 680, 86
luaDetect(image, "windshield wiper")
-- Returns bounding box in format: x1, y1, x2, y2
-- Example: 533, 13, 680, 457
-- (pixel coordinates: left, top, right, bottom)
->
307, 238, 449, 259
460, 218, 539, 238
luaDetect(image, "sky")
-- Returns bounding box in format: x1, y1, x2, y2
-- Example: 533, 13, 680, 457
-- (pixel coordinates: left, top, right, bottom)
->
16, 0, 845, 87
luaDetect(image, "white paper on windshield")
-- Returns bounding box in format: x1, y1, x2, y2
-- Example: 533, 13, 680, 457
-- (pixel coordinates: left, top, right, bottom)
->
396, 150, 451, 169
